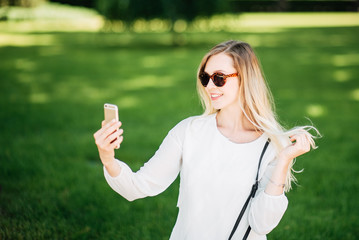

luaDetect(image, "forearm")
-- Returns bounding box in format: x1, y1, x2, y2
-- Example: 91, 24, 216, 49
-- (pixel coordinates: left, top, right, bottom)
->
104, 159, 147, 201
104, 152, 181, 201
264, 154, 291, 196
103, 158, 122, 177
265, 130, 313, 196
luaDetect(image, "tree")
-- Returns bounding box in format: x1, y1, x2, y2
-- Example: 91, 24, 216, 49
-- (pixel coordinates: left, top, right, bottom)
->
94, 0, 227, 31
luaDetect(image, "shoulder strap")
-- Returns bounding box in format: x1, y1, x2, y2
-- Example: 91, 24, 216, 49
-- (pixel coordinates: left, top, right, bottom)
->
228, 138, 270, 240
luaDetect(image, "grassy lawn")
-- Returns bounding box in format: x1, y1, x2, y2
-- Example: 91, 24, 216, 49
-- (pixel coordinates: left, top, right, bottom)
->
1, 11, 359, 239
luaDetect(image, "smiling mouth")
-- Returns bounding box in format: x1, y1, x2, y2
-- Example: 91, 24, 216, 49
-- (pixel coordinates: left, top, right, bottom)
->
210, 93, 223, 100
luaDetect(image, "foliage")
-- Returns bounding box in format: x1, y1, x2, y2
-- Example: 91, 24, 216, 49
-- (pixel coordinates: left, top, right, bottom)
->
49, 0, 96, 8
95, 0, 226, 27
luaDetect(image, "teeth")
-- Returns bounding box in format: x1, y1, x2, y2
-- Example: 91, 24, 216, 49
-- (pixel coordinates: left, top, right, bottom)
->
211, 94, 222, 97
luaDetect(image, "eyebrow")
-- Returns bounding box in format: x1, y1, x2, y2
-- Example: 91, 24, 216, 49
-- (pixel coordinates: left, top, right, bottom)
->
204, 70, 229, 74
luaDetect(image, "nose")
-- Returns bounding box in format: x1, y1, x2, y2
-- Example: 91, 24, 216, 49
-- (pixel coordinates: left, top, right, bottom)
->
206, 78, 217, 88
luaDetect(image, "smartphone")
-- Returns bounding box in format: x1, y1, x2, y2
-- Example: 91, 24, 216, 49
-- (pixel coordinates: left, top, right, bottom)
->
104, 103, 119, 124
104, 103, 120, 148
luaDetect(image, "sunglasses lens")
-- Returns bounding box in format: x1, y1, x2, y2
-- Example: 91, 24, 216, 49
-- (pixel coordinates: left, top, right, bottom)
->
199, 72, 210, 87
213, 74, 225, 87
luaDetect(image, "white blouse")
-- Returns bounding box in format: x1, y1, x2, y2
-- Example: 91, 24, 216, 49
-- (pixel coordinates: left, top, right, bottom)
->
104, 114, 288, 240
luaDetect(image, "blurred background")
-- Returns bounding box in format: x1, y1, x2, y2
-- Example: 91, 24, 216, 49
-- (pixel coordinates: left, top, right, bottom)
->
0, 0, 358, 239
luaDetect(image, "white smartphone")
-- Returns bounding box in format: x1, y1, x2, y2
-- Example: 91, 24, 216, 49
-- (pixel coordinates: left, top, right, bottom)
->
104, 103, 120, 148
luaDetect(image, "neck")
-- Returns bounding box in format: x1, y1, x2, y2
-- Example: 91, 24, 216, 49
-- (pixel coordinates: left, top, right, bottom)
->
216, 106, 255, 132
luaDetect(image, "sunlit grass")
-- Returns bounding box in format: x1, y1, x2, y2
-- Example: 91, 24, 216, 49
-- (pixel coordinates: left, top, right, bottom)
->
0, 5, 359, 240
0, 33, 57, 46
351, 89, 359, 101
305, 104, 327, 118
332, 53, 359, 67
228, 12, 359, 28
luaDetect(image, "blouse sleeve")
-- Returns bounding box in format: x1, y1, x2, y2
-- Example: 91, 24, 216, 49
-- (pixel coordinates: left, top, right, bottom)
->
247, 158, 289, 235
103, 120, 186, 202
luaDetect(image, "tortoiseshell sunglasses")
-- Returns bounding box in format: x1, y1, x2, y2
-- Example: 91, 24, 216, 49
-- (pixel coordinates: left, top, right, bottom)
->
199, 72, 238, 87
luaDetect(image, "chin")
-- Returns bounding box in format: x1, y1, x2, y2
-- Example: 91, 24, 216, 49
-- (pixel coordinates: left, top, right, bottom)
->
211, 103, 224, 110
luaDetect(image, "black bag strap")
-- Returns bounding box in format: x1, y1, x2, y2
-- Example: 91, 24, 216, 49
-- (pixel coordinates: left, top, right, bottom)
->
228, 138, 270, 240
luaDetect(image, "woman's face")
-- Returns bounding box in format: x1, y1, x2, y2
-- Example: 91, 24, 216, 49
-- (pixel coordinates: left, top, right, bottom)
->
204, 53, 240, 111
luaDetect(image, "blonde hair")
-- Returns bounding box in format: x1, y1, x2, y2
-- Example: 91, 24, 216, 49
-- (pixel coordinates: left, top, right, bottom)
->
197, 40, 320, 192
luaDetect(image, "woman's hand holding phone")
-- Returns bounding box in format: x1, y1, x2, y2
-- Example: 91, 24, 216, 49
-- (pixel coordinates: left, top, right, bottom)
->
93, 118, 124, 177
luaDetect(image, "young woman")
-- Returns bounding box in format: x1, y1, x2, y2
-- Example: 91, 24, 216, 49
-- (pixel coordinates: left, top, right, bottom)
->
94, 40, 318, 239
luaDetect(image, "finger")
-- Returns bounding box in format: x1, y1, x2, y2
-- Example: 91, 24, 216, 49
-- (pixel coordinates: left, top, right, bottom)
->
290, 135, 305, 153
103, 119, 120, 130
94, 129, 101, 140
109, 135, 123, 150
94, 124, 121, 148
294, 134, 310, 153
98, 132, 122, 152
94, 126, 107, 141
117, 128, 124, 136
289, 129, 307, 139
95, 120, 116, 140
105, 129, 124, 145
301, 135, 311, 152
98, 121, 121, 141
297, 134, 308, 147
102, 122, 122, 141
289, 135, 298, 144
94, 127, 108, 145
111, 135, 124, 149
290, 133, 305, 144
295, 135, 304, 149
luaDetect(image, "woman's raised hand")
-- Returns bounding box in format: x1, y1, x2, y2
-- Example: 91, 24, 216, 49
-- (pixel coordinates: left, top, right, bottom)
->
93, 120, 124, 167
266, 131, 313, 195
279, 131, 312, 163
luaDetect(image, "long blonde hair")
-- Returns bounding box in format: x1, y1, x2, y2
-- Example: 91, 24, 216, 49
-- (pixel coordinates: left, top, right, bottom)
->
197, 40, 319, 192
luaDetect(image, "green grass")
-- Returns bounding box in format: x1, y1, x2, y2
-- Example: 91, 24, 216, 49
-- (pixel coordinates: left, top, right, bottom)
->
1, 16, 359, 240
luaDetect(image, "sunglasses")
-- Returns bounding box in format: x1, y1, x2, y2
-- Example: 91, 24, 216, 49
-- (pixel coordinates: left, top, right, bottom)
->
199, 72, 238, 87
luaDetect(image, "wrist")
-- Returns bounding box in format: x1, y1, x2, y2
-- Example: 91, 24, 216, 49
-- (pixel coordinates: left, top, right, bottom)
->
103, 158, 121, 177
102, 156, 116, 167
268, 178, 286, 188
277, 153, 292, 167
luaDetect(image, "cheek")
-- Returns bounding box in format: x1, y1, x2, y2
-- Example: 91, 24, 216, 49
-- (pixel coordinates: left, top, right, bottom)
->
204, 87, 210, 94
224, 79, 240, 97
